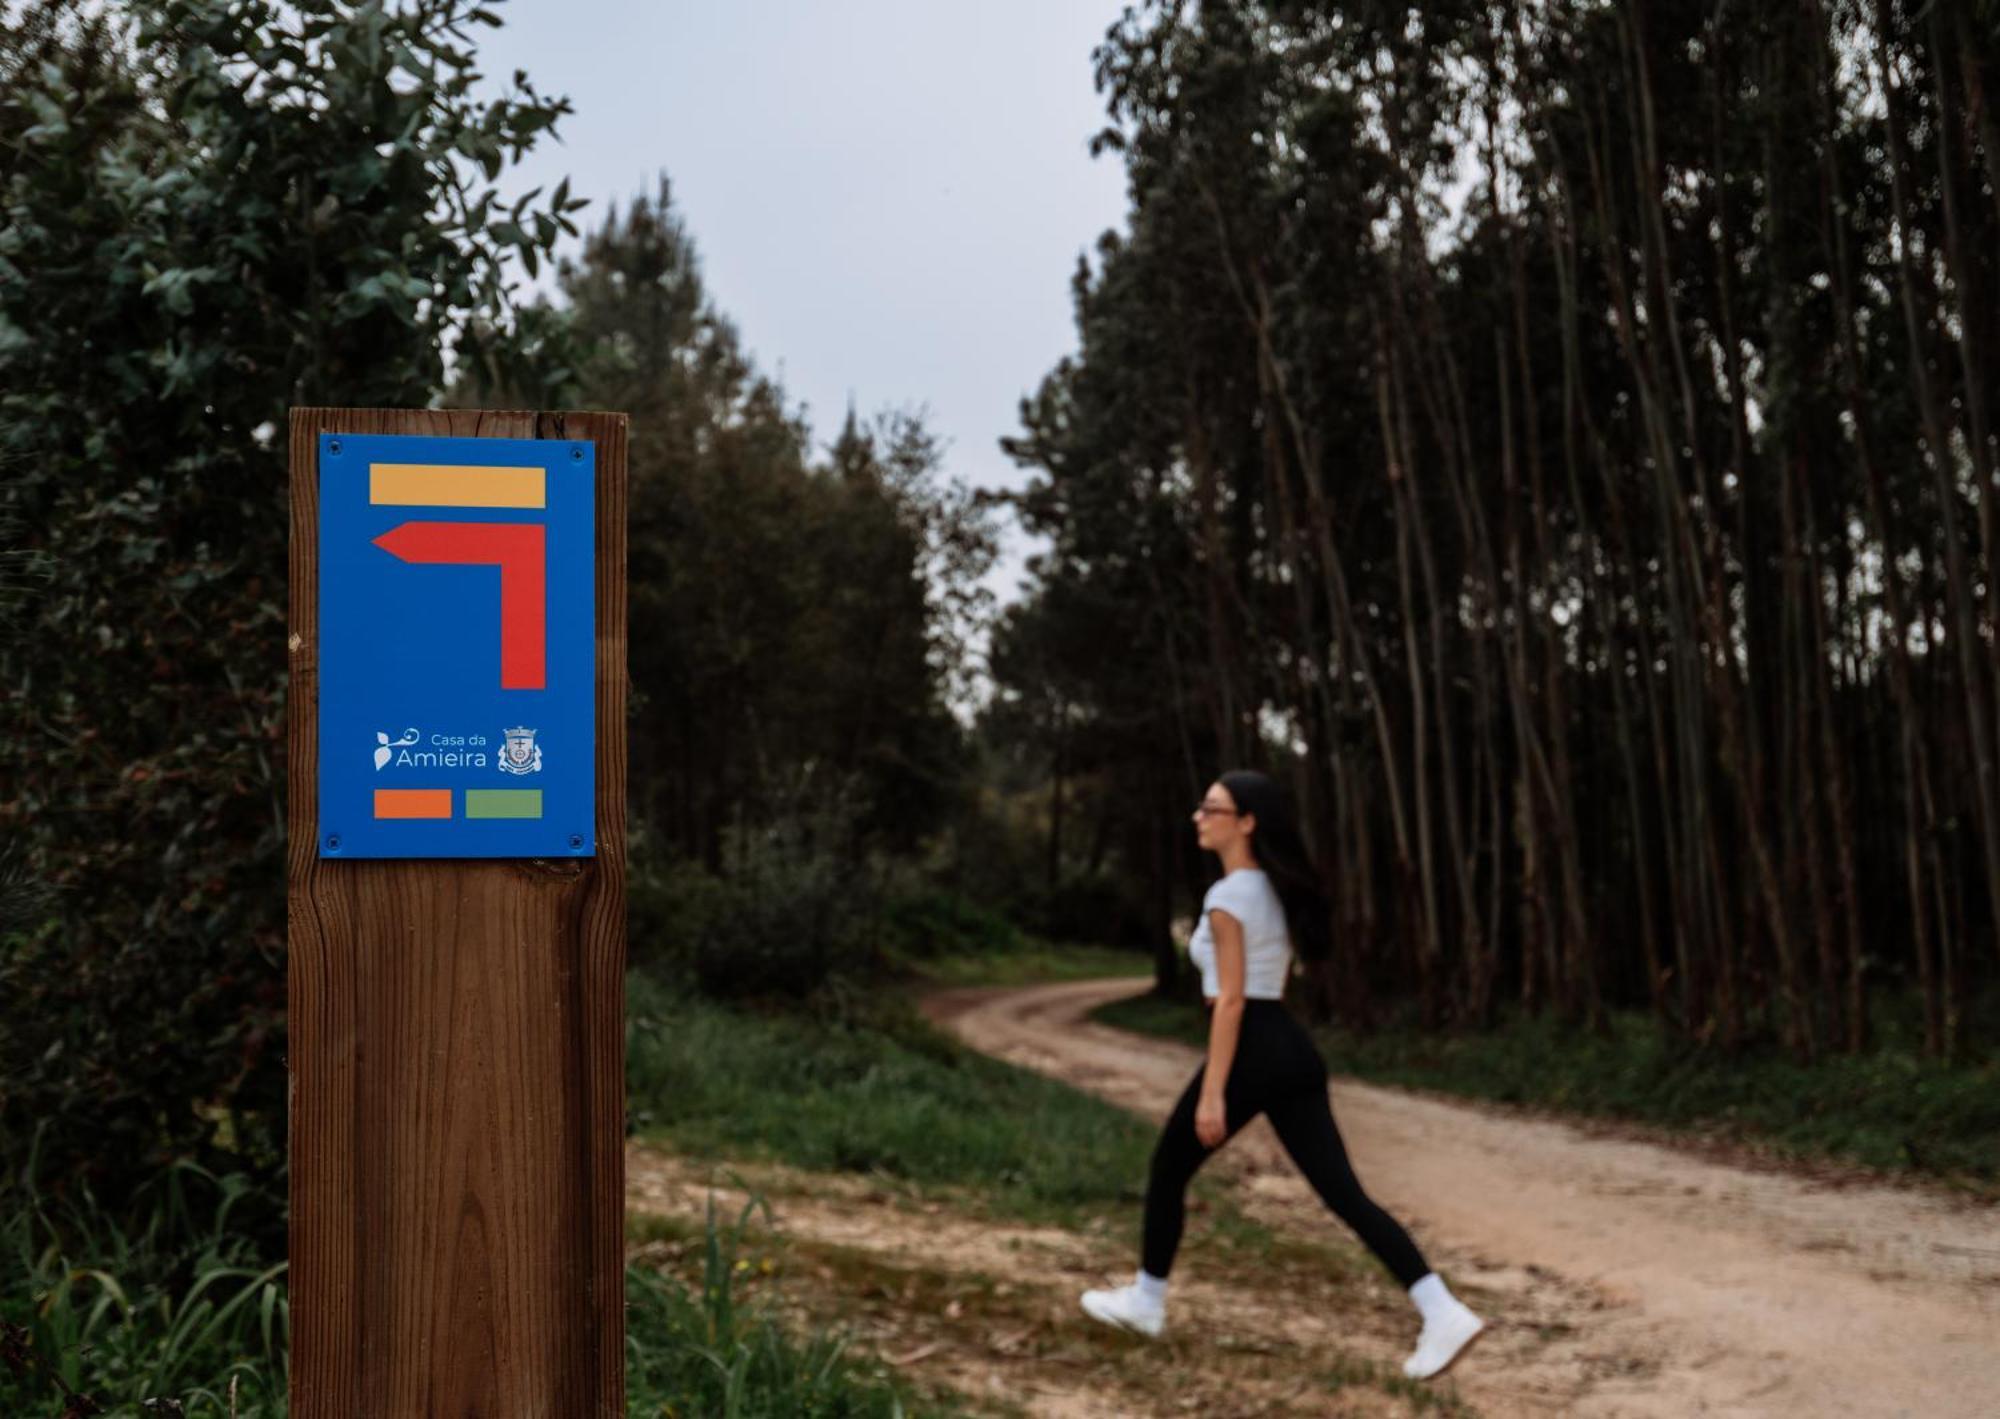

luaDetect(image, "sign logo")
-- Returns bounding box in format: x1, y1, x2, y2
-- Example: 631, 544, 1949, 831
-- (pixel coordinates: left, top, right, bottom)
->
375, 727, 421, 771
499, 726, 542, 775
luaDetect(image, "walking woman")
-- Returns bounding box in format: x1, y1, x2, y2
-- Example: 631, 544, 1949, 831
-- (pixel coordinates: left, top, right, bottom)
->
1080, 769, 1484, 1382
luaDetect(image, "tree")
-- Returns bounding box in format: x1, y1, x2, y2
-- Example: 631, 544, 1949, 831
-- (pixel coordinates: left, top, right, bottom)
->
997, 0, 2000, 1055
519, 180, 991, 871
0, 0, 577, 1212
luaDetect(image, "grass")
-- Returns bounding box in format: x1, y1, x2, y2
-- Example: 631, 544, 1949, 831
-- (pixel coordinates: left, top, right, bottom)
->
626, 1192, 971, 1418
1317, 1353, 1482, 1416
627, 968, 1177, 1230
0, 1154, 974, 1419
1093, 987, 2000, 1192
629, 1208, 1026, 1419
3, 1111, 1016, 1419
0, 1154, 289, 1417
898, 940, 1153, 989
626, 1193, 1460, 1419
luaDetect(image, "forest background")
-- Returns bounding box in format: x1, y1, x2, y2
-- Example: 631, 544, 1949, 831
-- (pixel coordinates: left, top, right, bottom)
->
3, 0, 1998, 1412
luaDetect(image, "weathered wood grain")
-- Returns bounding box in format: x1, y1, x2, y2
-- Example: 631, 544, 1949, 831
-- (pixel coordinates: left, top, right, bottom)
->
287, 408, 627, 1417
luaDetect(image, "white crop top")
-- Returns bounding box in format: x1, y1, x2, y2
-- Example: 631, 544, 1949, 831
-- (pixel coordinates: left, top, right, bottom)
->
1187, 868, 1293, 1000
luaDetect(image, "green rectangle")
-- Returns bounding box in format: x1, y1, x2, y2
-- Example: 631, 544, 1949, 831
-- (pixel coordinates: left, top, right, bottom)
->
464, 789, 543, 819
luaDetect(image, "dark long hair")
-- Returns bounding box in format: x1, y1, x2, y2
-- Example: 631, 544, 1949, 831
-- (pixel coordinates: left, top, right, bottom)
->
1217, 769, 1333, 963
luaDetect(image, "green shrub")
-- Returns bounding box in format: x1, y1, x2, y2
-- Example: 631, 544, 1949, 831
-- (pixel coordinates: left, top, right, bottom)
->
632, 805, 882, 1002
877, 887, 1024, 960
630, 832, 740, 975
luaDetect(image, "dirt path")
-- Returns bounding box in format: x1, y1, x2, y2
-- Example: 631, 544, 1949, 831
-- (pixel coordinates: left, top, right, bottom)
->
922, 978, 2000, 1419
627, 1139, 1494, 1417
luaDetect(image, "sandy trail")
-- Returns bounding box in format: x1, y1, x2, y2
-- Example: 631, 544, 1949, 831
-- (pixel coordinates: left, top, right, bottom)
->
924, 977, 2000, 1419
626, 1144, 1465, 1417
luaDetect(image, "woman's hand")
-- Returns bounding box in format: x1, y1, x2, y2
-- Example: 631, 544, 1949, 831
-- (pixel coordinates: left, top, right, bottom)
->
1196, 1090, 1228, 1148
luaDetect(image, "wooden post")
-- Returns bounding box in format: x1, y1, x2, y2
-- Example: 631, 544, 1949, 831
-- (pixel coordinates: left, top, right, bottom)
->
286, 408, 628, 1416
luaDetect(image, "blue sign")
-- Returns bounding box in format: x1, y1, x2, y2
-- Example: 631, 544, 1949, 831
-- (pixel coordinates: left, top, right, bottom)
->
317, 432, 595, 858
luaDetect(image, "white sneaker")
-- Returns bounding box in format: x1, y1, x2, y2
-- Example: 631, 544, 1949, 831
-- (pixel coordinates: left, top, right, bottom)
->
1402, 1299, 1483, 1380
1080, 1282, 1165, 1338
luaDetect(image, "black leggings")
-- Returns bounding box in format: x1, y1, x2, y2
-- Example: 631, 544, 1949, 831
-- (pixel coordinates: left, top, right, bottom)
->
1141, 998, 1431, 1288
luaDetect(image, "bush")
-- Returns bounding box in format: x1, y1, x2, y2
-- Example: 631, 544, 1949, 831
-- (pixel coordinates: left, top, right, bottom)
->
629, 826, 738, 973
876, 887, 1024, 960
632, 798, 882, 1003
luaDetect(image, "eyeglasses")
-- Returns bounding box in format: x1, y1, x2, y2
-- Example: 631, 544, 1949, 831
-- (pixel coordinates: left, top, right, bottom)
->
1192, 802, 1239, 818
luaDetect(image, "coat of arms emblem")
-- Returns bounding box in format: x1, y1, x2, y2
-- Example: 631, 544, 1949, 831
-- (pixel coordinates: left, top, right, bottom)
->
499, 725, 543, 775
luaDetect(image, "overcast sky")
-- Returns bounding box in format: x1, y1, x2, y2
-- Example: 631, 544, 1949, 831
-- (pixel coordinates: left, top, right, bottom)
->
476, 1, 1135, 611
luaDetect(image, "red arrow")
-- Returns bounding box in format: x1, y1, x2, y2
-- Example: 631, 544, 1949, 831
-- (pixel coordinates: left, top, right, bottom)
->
373, 521, 546, 690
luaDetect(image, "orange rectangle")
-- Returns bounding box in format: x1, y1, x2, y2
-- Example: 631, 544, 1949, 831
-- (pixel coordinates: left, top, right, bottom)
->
373, 788, 453, 819
370, 464, 546, 508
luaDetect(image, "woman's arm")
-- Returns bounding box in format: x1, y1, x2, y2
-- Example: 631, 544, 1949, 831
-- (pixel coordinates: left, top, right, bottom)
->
1198, 908, 1247, 1146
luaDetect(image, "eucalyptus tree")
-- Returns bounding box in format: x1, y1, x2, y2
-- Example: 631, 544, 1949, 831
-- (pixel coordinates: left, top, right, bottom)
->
999, 0, 2000, 1058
